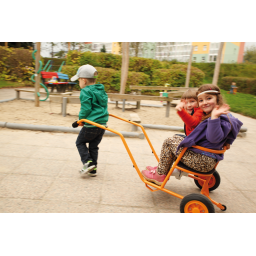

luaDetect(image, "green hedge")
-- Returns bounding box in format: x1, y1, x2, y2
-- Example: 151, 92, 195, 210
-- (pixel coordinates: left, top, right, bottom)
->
220, 76, 256, 95
0, 46, 34, 82
61, 65, 150, 92
151, 64, 205, 87
43, 57, 66, 66
191, 62, 256, 83
66, 50, 164, 77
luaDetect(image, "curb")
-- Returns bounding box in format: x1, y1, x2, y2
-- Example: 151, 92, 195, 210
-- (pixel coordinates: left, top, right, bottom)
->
141, 123, 247, 133
0, 98, 16, 103
0, 122, 144, 139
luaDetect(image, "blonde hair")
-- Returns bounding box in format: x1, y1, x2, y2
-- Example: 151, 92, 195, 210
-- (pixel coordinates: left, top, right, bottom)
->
197, 84, 224, 122
181, 89, 197, 100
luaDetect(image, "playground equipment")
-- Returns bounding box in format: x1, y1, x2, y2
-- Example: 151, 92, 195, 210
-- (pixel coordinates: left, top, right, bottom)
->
31, 50, 49, 101
78, 114, 227, 213
31, 50, 76, 98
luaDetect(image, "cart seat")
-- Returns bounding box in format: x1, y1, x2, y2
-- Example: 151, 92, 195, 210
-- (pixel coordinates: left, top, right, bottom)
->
177, 162, 216, 175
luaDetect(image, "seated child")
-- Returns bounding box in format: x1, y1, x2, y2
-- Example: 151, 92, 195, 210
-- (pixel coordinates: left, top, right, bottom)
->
142, 84, 243, 185
176, 89, 203, 136
147, 89, 203, 179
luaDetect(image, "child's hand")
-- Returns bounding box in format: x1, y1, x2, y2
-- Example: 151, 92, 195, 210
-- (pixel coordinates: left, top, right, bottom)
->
211, 104, 230, 119
175, 100, 185, 112
223, 142, 231, 150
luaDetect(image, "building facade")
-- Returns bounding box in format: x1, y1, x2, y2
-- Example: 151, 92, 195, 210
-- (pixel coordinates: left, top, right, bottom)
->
192, 42, 245, 63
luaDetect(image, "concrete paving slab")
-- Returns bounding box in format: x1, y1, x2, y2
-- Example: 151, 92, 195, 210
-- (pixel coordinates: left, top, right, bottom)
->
0, 174, 53, 200
101, 180, 155, 208
0, 143, 39, 158
0, 198, 41, 213
43, 177, 103, 204
98, 204, 158, 213
12, 158, 65, 177
0, 156, 27, 173
32, 200, 99, 213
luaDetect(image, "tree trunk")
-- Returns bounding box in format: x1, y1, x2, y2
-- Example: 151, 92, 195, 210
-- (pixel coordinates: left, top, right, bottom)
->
35, 42, 41, 107
212, 42, 224, 86
185, 45, 194, 88
120, 42, 129, 94
5, 42, 8, 47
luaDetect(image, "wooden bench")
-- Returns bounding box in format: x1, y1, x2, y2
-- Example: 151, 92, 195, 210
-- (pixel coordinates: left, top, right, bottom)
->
50, 92, 177, 118
15, 89, 72, 100
107, 93, 181, 117
130, 86, 196, 96
41, 71, 77, 93
130, 113, 141, 132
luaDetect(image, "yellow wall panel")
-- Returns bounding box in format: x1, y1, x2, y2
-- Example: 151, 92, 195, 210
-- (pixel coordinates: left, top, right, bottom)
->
192, 42, 210, 54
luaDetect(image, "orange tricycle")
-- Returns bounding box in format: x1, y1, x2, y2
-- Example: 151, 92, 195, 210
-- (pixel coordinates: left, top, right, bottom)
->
78, 114, 227, 213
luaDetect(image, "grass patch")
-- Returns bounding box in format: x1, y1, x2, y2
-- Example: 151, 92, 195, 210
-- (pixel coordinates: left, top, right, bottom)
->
203, 78, 212, 84
221, 89, 256, 119
0, 80, 33, 89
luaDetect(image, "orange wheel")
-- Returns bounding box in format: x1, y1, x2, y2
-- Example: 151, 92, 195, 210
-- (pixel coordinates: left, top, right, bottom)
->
194, 171, 221, 192
184, 200, 209, 213
180, 194, 215, 213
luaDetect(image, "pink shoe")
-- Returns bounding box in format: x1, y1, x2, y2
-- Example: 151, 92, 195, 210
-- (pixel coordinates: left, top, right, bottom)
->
141, 169, 167, 185
146, 166, 157, 171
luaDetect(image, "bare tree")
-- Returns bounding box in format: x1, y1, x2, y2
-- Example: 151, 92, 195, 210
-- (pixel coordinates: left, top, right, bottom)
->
120, 42, 130, 94
130, 42, 143, 57
212, 42, 224, 85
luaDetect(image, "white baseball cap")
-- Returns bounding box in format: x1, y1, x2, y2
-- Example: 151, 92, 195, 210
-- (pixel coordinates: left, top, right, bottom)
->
71, 64, 98, 81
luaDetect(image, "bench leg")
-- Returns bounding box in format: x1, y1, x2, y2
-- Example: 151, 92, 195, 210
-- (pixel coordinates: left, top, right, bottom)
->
166, 101, 170, 117
132, 125, 138, 132
136, 101, 141, 109
116, 101, 118, 108
122, 99, 125, 112
62, 97, 67, 117
16, 91, 20, 100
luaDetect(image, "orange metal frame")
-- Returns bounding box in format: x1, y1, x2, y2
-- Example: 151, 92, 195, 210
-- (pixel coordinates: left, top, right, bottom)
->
78, 114, 226, 211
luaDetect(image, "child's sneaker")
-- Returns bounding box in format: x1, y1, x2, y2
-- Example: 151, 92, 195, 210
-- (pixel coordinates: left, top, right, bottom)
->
88, 167, 97, 177
79, 160, 96, 175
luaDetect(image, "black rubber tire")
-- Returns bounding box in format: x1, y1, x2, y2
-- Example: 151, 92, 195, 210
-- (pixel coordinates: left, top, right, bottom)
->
180, 193, 215, 213
194, 170, 221, 192
221, 204, 227, 211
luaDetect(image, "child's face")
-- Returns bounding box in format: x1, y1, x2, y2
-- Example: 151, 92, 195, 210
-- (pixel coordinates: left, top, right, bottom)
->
184, 98, 198, 114
198, 93, 217, 114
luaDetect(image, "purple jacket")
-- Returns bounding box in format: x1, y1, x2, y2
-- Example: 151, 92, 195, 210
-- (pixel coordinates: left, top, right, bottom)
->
177, 114, 243, 161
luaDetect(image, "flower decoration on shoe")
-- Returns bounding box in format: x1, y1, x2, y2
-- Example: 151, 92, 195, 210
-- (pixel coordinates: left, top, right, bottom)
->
146, 166, 158, 171
141, 168, 166, 186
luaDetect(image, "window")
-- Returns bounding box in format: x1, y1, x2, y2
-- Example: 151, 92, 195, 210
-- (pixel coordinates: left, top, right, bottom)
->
194, 46, 198, 51
209, 56, 212, 61
213, 56, 217, 61
114, 43, 116, 47
203, 45, 207, 51
202, 56, 205, 62
193, 57, 196, 62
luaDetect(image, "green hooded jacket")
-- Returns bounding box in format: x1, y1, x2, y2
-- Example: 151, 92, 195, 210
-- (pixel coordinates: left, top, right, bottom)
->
79, 83, 109, 128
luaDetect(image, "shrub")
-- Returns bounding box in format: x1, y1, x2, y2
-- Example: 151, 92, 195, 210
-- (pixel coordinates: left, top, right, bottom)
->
66, 51, 163, 77
0, 46, 34, 82
220, 76, 256, 95
151, 64, 205, 87
128, 57, 162, 77
66, 51, 122, 70
61, 65, 150, 93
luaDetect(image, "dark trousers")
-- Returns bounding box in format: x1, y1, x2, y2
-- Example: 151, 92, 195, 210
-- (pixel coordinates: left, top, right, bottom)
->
76, 127, 105, 166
